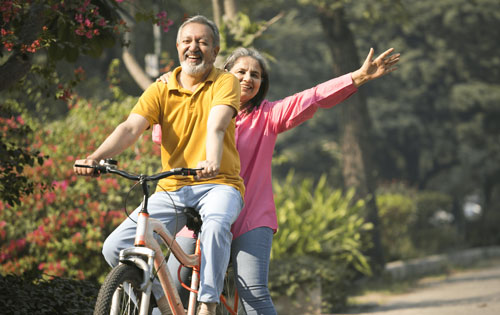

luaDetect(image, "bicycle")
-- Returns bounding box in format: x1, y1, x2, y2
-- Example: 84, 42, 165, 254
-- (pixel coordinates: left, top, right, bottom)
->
75, 159, 240, 315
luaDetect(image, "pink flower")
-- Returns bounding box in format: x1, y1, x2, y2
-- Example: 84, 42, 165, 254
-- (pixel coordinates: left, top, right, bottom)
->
44, 158, 54, 167
16, 239, 26, 249
75, 27, 85, 36
45, 191, 56, 204
3, 42, 13, 51
84, 18, 92, 28
52, 180, 69, 192
75, 13, 83, 23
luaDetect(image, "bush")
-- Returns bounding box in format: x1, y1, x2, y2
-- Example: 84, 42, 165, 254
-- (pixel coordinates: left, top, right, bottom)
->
0, 86, 162, 282
0, 271, 99, 314
412, 191, 458, 254
269, 172, 372, 312
377, 193, 418, 261
376, 183, 459, 261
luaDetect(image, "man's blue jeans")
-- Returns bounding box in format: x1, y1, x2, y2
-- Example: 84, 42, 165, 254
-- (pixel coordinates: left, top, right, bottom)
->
102, 184, 243, 303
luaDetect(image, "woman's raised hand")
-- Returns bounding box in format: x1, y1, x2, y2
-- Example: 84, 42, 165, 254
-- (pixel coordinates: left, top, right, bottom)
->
351, 48, 400, 87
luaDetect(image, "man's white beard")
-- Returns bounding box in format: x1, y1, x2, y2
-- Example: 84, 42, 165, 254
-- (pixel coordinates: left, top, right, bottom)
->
181, 60, 211, 75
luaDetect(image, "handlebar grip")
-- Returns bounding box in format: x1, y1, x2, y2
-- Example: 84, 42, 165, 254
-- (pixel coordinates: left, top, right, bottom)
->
180, 168, 203, 176
74, 164, 106, 175
74, 164, 93, 168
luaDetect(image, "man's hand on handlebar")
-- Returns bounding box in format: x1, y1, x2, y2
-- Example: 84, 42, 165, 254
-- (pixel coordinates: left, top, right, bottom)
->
195, 160, 219, 180
74, 158, 99, 177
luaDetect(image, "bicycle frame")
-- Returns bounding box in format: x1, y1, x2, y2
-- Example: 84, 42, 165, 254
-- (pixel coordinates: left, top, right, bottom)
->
78, 161, 239, 315
118, 214, 198, 315
121, 213, 238, 315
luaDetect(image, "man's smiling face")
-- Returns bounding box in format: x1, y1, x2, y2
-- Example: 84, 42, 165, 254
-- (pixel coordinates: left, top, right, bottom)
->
177, 22, 218, 75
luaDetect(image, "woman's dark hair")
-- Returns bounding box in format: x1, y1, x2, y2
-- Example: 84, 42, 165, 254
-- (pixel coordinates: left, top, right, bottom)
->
224, 48, 269, 113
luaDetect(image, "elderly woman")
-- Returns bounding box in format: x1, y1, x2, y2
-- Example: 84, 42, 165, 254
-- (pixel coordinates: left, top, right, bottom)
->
157, 46, 400, 314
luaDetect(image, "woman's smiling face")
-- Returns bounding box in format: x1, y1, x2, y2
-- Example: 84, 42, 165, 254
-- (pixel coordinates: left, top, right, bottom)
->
229, 56, 262, 105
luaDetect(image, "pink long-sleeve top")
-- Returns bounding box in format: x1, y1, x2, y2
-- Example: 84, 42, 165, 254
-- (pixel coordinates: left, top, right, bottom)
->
230, 73, 357, 239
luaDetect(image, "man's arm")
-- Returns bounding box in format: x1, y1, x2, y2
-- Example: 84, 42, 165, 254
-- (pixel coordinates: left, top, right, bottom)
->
74, 113, 150, 176
196, 105, 236, 179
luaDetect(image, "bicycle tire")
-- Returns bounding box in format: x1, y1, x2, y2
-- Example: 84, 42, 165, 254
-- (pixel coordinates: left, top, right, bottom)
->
94, 264, 153, 315
217, 264, 243, 315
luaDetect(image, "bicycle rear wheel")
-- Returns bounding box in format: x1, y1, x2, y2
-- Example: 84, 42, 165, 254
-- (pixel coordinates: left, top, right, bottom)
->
217, 263, 243, 315
94, 264, 153, 315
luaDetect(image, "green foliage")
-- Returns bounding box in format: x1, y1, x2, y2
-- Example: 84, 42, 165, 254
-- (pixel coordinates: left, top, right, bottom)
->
0, 101, 47, 206
377, 192, 417, 261
412, 191, 458, 253
0, 270, 99, 314
0, 74, 162, 281
216, 11, 282, 66
376, 183, 460, 261
269, 171, 372, 312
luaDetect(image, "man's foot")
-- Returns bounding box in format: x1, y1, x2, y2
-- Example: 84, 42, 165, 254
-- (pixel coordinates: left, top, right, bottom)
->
198, 302, 216, 315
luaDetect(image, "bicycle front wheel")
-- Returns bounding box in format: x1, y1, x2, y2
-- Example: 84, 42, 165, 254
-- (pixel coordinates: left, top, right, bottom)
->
94, 264, 153, 315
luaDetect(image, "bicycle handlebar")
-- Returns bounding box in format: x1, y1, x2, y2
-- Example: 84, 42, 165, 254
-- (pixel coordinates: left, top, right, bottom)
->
74, 159, 202, 182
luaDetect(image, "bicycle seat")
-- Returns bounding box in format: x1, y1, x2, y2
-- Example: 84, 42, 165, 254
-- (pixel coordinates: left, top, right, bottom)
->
182, 207, 202, 235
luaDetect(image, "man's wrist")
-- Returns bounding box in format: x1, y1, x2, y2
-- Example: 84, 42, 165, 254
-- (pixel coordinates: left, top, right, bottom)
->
86, 155, 99, 162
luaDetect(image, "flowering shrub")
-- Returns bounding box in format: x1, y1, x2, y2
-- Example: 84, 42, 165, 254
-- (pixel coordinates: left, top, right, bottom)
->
0, 86, 162, 282
1, 2, 174, 280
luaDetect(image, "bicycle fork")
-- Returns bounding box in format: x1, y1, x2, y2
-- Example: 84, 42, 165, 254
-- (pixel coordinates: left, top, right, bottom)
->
116, 247, 155, 315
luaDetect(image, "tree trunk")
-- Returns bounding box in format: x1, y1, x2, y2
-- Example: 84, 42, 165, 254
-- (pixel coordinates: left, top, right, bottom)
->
317, 6, 385, 271
223, 0, 238, 20
117, 6, 153, 90
212, 0, 222, 27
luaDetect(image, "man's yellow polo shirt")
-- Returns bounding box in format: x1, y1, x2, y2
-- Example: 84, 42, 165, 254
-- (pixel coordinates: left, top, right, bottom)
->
131, 66, 244, 196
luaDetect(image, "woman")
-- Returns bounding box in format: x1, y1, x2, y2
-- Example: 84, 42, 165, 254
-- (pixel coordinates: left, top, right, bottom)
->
157, 47, 400, 314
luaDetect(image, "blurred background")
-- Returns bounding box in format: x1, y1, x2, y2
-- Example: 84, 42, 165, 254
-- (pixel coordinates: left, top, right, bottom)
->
1, 0, 499, 313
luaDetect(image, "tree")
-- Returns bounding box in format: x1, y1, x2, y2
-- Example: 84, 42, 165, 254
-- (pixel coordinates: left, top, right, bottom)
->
211, 0, 284, 66
0, 0, 128, 93
300, 0, 390, 269
347, 0, 500, 247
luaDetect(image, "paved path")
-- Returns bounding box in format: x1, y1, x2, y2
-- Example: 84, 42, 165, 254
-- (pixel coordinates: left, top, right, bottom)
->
342, 260, 500, 315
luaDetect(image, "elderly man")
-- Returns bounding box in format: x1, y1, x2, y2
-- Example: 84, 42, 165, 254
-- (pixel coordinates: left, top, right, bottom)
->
74, 15, 244, 315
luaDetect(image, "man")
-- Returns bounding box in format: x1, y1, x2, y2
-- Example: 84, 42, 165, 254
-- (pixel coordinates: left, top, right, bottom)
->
74, 15, 244, 315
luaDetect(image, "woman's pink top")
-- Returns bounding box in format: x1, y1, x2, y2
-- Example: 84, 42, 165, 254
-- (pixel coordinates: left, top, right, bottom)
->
172, 73, 357, 239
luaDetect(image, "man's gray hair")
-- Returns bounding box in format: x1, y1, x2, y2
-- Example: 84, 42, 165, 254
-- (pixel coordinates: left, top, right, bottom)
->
176, 15, 220, 47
